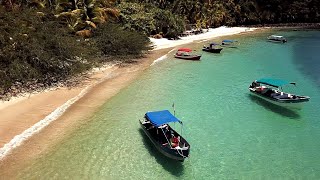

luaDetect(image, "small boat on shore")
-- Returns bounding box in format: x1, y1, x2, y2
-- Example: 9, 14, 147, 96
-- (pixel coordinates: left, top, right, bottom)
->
249, 78, 310, 109
174, 48, 201, 61
202, 43, 223, 53
267, 35, 287, 43
139, 110, 190, 161
221, 39, 238, 48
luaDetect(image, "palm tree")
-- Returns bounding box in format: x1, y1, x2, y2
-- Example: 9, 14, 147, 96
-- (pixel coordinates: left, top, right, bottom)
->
54, 0, 119, 33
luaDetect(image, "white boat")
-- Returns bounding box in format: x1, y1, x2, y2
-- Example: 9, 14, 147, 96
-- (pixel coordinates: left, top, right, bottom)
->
267, 35, 287, 43
249, 78, 310, 110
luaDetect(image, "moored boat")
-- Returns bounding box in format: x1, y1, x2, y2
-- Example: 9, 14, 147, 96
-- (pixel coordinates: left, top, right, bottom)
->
174, 48, 201, 61
267, 35, 287, 43
221, 39, 238, 48
249, 78, 310, 110
139, 110, 190, 161
202, 43, 223, 53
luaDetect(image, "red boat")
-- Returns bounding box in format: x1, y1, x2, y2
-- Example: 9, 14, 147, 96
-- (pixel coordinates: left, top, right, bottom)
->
174, 48, 201, 61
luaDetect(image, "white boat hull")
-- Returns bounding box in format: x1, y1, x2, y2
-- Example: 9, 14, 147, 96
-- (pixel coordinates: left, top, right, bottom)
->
249, 91, 306, 110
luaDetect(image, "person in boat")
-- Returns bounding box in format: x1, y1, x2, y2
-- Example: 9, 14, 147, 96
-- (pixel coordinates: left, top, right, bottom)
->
171, 135, 180, 148
160, 125, 172, 146
147, 125, 155, 130
262, 88, 274, 97
163, 125, 170, 137
255, 86, 265, 92
250, 81, 260, 88
271, 90, 280, 98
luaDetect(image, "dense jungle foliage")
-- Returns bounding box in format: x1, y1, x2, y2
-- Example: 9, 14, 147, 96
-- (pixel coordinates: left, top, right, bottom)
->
0, 0, 319, 99
120, 0, 320, 36
0, 1, 151, 99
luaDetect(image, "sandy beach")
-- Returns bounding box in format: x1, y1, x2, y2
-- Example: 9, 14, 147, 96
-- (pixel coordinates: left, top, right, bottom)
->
0, 26, 258, 176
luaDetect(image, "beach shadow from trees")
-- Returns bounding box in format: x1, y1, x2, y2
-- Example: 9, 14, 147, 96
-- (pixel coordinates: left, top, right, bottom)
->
248, 95, 301, 119
138, 129, 184, 177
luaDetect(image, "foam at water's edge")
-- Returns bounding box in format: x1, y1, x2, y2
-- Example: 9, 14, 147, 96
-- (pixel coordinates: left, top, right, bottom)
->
0, 66, 118, 160
150, 55, 167, 66
150, 48, 175, 66
0, 87, 89, 160
197, 39, 209, 43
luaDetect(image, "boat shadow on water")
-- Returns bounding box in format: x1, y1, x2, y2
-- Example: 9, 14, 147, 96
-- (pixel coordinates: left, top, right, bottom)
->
247, 94, 301, 119
138, 129, 185, 177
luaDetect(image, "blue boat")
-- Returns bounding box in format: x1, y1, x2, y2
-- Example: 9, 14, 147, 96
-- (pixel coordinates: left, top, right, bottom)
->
139, 110, 190, 161
202, 42, 223, 53
249, 78, 310, 109
221, 39, 238, 48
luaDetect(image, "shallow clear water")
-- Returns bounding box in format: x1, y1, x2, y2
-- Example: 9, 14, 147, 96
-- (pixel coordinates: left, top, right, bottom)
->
20, 30, 320, 179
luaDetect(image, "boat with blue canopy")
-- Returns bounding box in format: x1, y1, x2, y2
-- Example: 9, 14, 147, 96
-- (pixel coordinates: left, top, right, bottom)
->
139, 110, 190, 161
202, 42, 223, 53
221, 39, 238, 48
249, 78, 310, 109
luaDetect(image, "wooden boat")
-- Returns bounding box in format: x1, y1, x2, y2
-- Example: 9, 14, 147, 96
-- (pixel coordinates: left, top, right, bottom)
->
202, 43, 223, 53
139, 110, 190, 161
267, 35, 287, 43
174, 53, 201, 60
221, 39, 238, 48
249, 78, 310, 110
174, 48, 201, 61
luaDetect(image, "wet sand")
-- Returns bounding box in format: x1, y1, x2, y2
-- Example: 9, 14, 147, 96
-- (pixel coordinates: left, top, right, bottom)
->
0, 48, 171, 176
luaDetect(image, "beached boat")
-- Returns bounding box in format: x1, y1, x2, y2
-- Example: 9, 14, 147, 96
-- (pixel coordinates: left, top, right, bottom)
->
249, 78, 310, 109
139, 110, 190, 161
267, 35, 287, 43
202, 43, 223, 53
221, 39, 238, 48
174, 48, 201, 61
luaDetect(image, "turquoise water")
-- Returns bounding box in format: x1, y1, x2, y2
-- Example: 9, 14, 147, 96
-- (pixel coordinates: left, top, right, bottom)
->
19, 30, 320, 179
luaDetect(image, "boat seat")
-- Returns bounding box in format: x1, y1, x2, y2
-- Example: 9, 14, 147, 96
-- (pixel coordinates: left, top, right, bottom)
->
175, 145, 189, 150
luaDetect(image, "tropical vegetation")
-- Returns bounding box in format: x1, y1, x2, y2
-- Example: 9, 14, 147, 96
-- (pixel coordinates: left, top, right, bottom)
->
1, 0, 319, 99
0, 1, 151, 99
120, 0, 319, 35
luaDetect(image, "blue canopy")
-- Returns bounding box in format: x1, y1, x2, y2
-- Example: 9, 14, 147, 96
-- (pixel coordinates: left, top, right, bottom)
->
145, 110, 181, 127
256, 78, 295, 87
222, 40, 237, 43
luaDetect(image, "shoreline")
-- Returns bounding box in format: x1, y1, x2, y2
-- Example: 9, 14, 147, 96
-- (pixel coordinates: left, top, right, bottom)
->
244, 22, 320, 29
0, 26, 260, 176
0, 48, 177, 174
150, 26, 257, 50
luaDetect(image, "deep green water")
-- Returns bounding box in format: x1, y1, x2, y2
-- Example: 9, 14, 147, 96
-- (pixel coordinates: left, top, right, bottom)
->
19, 30, 320, 179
